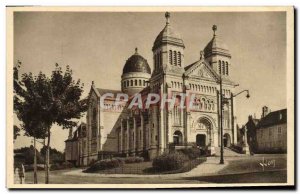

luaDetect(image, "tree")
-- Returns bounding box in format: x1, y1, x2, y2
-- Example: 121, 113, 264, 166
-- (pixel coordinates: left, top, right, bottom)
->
40, 146, 64, 164
13, 125, 20, 140
14, 62, 87, 183
14, 61, 50, 183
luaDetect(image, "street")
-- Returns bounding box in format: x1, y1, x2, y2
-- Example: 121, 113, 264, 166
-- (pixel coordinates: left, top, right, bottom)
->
23, 154, 287, 184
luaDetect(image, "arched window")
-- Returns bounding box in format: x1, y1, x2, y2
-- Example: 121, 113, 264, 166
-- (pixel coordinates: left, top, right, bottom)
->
126, 80, 129, 87
139, 80, 142, 86
178, 52, 181, 66
131, 80, 133, 86
169, 50, 173, 65
143, 80, 146, 86
135, 80, 137, 86
173, 51, 177, 65
159, 51, 162, 66
154, 54, 157, 70
222, 61, 225, 75
218, 60, 221, 74
226, 62, 229, 75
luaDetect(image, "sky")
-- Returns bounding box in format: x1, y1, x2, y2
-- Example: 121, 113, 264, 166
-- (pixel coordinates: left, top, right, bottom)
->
13, 11, 287, 152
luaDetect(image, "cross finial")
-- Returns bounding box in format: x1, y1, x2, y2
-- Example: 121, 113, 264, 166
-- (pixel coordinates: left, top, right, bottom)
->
135, 47, 138, 54
165, 12, 170, 24
212, 24, 217, 36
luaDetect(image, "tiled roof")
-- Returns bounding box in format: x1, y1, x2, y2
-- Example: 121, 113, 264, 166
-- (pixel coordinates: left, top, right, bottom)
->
96, 88, 122, 97
258, 109, 287, 128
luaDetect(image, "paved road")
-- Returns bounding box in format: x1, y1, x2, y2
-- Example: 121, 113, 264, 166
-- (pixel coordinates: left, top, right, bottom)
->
24, 154, 287, 185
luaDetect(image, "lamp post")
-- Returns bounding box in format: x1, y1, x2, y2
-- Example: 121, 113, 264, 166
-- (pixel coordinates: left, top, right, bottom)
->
219, 80, 250, 164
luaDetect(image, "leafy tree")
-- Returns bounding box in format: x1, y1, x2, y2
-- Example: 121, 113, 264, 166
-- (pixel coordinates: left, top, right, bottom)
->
14, 146, 45, 164
13, 125, 20, 140
13, 62, 87, 183
40, 146, 64, 163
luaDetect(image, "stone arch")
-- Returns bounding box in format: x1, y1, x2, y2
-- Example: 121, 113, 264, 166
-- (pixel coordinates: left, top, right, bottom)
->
224, 133, 231, 147
173, 130, 183, 145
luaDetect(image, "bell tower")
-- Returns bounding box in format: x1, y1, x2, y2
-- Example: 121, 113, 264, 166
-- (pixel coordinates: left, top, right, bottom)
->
204, 25, 232, 78
152, 12, 185, 76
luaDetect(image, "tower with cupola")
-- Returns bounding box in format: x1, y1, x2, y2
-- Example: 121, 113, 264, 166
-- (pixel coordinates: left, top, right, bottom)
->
204, 25, 231, 78
151, 12, 185, 77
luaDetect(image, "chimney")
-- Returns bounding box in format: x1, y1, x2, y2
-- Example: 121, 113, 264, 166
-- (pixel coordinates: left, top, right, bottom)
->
68, 127, 73, 139
261, 106, 269, 118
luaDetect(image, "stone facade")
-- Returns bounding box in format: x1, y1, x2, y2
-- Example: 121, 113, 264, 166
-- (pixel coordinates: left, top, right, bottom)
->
66, 12, 238, 166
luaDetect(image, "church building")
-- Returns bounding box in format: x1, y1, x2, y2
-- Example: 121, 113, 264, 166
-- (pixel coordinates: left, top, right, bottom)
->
68, 12, 238, 166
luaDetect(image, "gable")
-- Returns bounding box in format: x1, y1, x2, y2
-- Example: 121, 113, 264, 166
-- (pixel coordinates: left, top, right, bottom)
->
184, 60, 218, 81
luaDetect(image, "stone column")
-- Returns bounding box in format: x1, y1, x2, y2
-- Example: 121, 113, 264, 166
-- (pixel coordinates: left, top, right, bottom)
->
168, 110, 172, 145
133, 117, 136, 156
140, 114, 144, 151
243, 126, 250, 155
120, 119, 123, 154
126, 118, 130, 157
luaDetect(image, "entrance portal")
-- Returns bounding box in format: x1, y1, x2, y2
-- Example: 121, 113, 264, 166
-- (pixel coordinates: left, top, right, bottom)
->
224, 133, 231, 147
196, 134, 206, 147
173, 131, 183, 145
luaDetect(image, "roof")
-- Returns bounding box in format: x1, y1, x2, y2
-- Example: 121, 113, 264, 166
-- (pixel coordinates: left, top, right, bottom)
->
152, 13, 185, 50
96, 88, 122, 97
184, 59, 236, 85
122, 50, 151, 74
204, 34, 231, 58
258, 109, 287, 128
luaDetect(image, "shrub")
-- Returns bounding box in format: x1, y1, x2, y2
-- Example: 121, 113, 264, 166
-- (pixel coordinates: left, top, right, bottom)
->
50, 161, 73, 171
84, 158, 121, 173
152, 152, 188, 171
114, 157, 125, 165
179, 148, 201, 159
124, 156, 144, 164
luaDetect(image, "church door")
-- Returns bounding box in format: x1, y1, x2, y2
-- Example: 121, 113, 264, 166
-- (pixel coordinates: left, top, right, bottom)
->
196, 134, 206, 147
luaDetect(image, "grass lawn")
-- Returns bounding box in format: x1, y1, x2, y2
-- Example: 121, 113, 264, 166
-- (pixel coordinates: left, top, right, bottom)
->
84, 158, 206, 175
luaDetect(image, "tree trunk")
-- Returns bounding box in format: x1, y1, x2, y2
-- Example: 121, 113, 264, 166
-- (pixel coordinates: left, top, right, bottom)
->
33, 137, 37, 184
45, 129, 51, 184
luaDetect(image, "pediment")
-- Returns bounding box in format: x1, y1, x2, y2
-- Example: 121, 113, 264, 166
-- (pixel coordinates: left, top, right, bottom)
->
184, 61, 218, 81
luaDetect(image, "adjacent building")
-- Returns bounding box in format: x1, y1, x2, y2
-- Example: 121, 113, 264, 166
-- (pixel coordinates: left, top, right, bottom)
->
239, 106, 287, 154
256, 107, 287, 153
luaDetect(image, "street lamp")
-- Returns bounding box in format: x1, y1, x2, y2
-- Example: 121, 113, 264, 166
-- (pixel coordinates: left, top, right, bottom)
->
219, 82, 250, 164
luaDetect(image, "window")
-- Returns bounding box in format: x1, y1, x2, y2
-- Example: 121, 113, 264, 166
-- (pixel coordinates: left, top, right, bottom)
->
173, 51, 177, 65
159, 51, 162, 66
178, 52, 181, 66
226, 62, 229, 75
135, 80, 137, 86
131, 80, 133, 86
143, 80, 146, 86
222, 61, 225, 75
127, 80, 129, 87
139, 80, 142, 86
169, 50, 173, 65
278, 127, 282, 134
218, 60, 221, 74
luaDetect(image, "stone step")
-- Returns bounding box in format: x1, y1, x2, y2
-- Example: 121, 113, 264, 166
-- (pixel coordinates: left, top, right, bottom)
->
213, 147, 244, 157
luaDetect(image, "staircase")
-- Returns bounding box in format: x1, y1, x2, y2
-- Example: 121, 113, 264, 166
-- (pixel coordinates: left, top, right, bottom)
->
213, 147, 244, 157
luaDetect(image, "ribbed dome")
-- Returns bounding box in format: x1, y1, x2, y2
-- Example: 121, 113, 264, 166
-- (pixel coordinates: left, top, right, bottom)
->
122, 49, 151, 74
204, 25, 231, 58
152, 12, 184, 50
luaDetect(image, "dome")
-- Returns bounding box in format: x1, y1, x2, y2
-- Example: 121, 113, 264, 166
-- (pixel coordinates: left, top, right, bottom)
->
122, 48, 151, 74
152, 12, 185, 51
204, 25, 231, 58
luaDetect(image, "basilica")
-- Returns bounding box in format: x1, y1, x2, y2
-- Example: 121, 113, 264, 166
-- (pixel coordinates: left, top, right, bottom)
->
65, 12, 238, 166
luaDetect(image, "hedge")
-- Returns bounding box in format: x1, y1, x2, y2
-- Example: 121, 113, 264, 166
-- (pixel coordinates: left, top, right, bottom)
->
152, 152, 188, 171
84, 158, 121, 173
